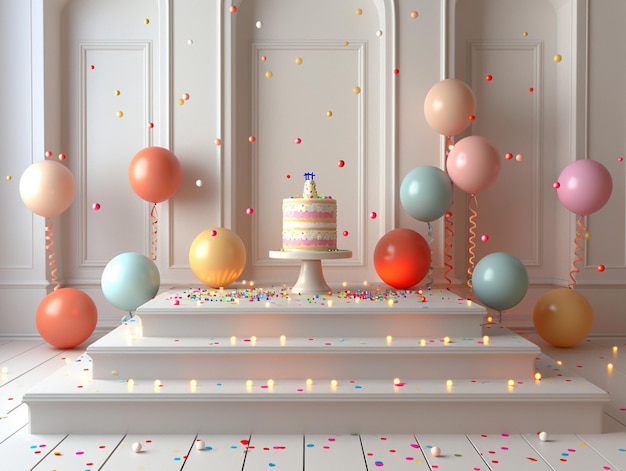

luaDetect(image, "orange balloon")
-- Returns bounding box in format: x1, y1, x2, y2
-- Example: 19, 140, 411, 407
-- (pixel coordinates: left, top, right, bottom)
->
189, 228, 246, 288
128, 146, 182, 203
424, 79, 476, 137
36, 288, 98, 349
533, 288, 593, 347
19, 160, 75, 217
374, 228, 431, 289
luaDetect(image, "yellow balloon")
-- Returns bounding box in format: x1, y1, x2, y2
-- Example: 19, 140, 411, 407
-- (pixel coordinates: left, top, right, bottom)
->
189, 228, 246, 288
19, 160, 75, 217
533, 288, 593, 347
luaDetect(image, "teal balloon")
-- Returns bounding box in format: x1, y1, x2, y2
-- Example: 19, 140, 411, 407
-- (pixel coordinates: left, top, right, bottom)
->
101, 252, 160, 312
472, 252, 528, 312
400, 165, 453, 222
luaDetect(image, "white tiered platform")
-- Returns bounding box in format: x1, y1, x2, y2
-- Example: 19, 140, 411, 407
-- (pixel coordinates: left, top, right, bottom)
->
24, 285, 609, 435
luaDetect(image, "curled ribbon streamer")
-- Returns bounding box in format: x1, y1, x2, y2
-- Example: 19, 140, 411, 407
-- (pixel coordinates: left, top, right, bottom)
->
467, 195, 478, 289
45, 224, 60, 291
568, 215, 586, 289
425, 222, 434, 289
150, 203, 158, 261
443, 203, 454, 288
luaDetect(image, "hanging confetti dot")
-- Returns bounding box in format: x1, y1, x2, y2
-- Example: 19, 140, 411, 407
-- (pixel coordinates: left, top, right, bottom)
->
553, 54, 562, 63
249, 135, 256, 143
393, 68, 400, 75
215, 138, 222, 146
114, 89, 121, 96
90, 65, 95, 70
92, 203, 101, 211
195, 179, 203, 187
327, 110, 333, 117
337, 160, 345, 167
376, 30, 383, 37
410, 11, 419, 19
210, 230, 217, 236
353, 86, 361, 94
295, 137, 302, 144
256, 21, 263, 29
481, 234, 489, 242
182, 93, 190, 101
553, 182, 560, 189
148, 122, 154, 128
58, 153, 66, 161
486, 74, 493, 81
469, 115, 476, 121
618, 156, 623, 162
344, 41, 349, 46
369, 211, 377, 219
265, 71, 273, 79
529, 87, 534, 92
515, 153, 524, 162
230, 5, 237, 13
505, 153, 513, 160
356, 8, 363, 15
342, 231, 349, 237
6, 175, 12, 181
144, 18, 150, 25
261, 55, 267, 61
45, 151, 53, 158
597, 264, 606, 272
187, 39, 193, 45
295, 57, 303, 65
286, 174, 291, 179
585, 232, 591, 240
445, 211, 452, 219
523, 31, 529, 37
246, 207, 254, 216
178, 98, 185, 105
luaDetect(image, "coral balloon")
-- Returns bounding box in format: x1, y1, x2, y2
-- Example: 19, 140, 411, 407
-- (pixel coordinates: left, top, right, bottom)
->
424, 78, 476, 136
101, 252, 161, 312
189, 227, 246, 288
446, 135, 501, 194
373, 228, 431, 289
556, 160, 612, 216
400, 165, 453, 222
36, 288, 98, 349
472, 252, 528, 312
19, 160, 75, 217
128, 146, 182, 203
533, 288, 593, 347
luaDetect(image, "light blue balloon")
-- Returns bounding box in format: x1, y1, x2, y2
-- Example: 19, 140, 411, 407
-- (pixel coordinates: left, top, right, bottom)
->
101, 252, 160, 312
472, 252, 528, 312
400, 165, 453, 222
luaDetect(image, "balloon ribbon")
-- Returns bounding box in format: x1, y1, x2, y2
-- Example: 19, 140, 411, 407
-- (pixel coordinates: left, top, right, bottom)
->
467, 195, 478, 289
443, 201, 454, 288
45, 224, 60, 291
150, 203, 158, 261
425, 222, 434, 289
568, 215, 585, 289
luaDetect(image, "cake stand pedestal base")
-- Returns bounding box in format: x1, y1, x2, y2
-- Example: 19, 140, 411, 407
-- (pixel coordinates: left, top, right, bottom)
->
269, 250, 352, 295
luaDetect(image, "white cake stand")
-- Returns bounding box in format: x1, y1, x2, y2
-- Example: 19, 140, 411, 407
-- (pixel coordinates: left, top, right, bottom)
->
269, 249, 352, 295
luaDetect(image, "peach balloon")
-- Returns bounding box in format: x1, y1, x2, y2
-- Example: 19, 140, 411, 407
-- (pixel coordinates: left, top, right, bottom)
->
446, 135, 501, 195
36, 288, 98, 349
19, 160, 75, 217
189, 228, 246, 288
128, 146, 182, 203
424, 79, 476, 136
533, 288, 593, 347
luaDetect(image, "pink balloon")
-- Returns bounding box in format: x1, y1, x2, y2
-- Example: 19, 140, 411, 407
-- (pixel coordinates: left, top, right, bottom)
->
446, 136, 501, 194
424, 79, 476, 137
557, 160, 612, 216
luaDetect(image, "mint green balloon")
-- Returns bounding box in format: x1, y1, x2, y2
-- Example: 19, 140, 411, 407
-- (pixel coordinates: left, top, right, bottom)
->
400, 165, 453, 222
101, 252, 160, 312
472, 252, 528, 312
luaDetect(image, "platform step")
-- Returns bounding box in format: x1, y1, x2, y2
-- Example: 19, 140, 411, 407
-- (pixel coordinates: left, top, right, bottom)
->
23, 353, 608, 435
87, 324, 540, 381
135, 286, 488, 338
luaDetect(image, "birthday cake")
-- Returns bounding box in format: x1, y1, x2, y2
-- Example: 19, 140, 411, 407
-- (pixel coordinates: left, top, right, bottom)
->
282, 172, 337, 251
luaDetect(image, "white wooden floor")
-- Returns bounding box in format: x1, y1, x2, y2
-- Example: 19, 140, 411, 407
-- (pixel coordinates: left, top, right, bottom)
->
1, 333, 626, 470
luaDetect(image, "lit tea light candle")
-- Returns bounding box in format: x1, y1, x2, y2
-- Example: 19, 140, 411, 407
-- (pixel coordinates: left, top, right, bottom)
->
280, 335, 286, 346
251, 336, 257, 346
483, 335, 490, 345
387, 299, 394, 307
265, 302, 271, 308
306, 378, 313, 386
267, 379, 274, 387
386, 335, 393, 345
65, 357, 72, 365
190, 379, 197, 393
420, 339, 426, 346
487, 316, 493, 323
327, 300, 333, 308
444, 336, 450, 344
613, 346, 619, 354
534, 372, 542, 381
608, 362, 614, 371
154, 379, 161, 392
1, 366, 8, 375
230, 336, 237, 345
363, 281, 368, 286
331, 379, 338, 391
355, 297, 361, 304
393, 377, 401, 385
466, 299, 472, 307
249, 281, 255, 287
557, 360, 563, 366
127, 378, 135, 393
507, 379, 515, 387
446, 379, 453, 392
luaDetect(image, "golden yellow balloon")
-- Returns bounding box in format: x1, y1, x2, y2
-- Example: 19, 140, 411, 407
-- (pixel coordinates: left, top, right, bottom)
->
189, 228, 246, 288
533, 288, 593, 347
